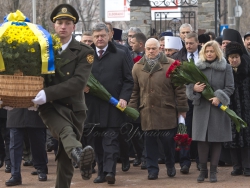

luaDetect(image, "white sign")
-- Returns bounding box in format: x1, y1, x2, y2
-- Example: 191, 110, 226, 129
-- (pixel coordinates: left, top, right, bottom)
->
234, 5, 242, 17
105, 0, 130, 21
105, 0, 181, 21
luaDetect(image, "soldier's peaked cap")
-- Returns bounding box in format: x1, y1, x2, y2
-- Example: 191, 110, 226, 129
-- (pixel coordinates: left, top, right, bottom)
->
50, 4, 79, 24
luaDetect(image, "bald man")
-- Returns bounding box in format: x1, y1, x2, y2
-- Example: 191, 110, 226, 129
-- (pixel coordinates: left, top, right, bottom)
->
128, 38, 188, 180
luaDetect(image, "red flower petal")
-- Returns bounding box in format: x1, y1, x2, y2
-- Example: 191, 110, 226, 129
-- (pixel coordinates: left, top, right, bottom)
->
133, 55, 142, 63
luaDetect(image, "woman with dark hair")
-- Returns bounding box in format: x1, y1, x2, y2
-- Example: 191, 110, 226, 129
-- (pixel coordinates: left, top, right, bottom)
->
225, 41, 250, 176
186, 40, 234, 183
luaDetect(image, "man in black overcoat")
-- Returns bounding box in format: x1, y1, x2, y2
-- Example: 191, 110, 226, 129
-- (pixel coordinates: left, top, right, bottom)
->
85, 22, 134, 184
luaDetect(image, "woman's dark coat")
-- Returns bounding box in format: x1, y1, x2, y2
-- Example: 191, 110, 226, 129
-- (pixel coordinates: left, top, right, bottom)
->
225, 56, 250, 148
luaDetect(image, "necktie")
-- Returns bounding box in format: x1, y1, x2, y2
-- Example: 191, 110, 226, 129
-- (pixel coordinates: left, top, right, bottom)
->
98, 50, 104, 58
190, 53, 194, 62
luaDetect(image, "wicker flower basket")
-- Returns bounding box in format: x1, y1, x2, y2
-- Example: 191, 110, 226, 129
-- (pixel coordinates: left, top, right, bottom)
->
0, 72, 44, 108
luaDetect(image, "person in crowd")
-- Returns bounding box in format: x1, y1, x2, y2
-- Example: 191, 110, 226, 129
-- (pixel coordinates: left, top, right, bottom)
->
125, 27, 142, 51
22, 130, 33, 167
225, 41, 250, 176
205, 31, 216, 40
81, 31, 93, 46
164, 36, 183, 57
159, 37, 165, 52
215, 36, 223, 49
198, 34, 210, 46
80, 30, 98, 173
220, 28, 250, 166
243, 32, 250, 56
128, 38, 188, 180
130, 32, 147, 169
5, 109, 48, 186
179, 23, 193, 46
158, 32, 173, 53
131, 33, 147, 58
186, 40, 234, 183
85, 22, 133, 184
32, 4, 95, 188
105, 22, 134, 173
0, 108, 11, 173
172, 32, 201, 174
222, 29, 249, 56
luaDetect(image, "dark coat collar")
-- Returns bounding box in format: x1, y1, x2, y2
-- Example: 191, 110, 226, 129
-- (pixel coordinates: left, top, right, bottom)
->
91, 41, 117, 55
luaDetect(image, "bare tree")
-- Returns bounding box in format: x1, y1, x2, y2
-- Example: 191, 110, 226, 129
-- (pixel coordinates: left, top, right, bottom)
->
69, 0, 99, 32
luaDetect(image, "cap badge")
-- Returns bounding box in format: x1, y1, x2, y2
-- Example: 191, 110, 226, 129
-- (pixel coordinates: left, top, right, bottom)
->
62, 8, 67, 13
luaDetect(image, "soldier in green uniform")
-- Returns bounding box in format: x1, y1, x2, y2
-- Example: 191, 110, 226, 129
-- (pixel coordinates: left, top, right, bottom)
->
31, 4, 95, 188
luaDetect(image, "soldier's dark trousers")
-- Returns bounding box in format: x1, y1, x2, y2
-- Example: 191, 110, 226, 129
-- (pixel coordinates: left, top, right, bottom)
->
39, 103, 86, 188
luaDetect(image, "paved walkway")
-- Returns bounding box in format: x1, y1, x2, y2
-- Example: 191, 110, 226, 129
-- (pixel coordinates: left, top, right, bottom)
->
0, 152, 249, 188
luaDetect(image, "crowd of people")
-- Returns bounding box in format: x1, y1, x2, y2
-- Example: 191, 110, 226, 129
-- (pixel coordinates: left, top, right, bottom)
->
0, 3, 250, 188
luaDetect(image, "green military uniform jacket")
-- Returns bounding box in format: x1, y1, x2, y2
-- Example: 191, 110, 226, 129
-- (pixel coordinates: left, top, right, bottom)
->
38, 37, 94, 140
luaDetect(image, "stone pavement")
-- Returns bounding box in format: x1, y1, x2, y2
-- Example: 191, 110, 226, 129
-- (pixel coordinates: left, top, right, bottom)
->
0, 152, 249, 188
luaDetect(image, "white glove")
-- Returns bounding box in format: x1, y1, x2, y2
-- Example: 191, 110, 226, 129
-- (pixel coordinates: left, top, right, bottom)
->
28, 106, 38, 111
0, 100, 13, 110
3, 106, 13, 111
32, 90, 46, 105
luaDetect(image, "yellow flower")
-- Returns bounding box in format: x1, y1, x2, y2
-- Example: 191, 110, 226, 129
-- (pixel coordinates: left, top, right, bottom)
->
7, 39, 12, 44
30, 48, 35, 52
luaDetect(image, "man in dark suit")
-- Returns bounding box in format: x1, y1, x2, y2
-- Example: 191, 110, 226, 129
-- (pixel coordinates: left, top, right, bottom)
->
0, 109, 10, 173
85, 22, 134, 184
5, 109, 48, 186
32, 4, 95, 188
172, 32, 201, 174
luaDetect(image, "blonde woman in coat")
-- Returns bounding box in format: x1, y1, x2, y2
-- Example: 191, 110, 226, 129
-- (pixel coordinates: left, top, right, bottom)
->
186, 41, 234, 183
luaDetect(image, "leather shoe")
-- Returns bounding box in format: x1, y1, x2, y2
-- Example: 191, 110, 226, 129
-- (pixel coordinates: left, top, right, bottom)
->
71, 146, 95, 180
5, 176, 22, 186
180, 165, 189, 174
93, 176, 106, 183
167, 167, 176, 177
23, 160, 33, 166
148, 174, 158, 180
133, 158, 141, 167
0, 158, 4, 168
231, 169, 243, 176
5, 164, 11, 173
38, 172, 47, 181
244, 168, 250, 176
122, 159, 130, 171
158, 158, 165, 164
141, 160, 147, 170
105, 173, 115, 184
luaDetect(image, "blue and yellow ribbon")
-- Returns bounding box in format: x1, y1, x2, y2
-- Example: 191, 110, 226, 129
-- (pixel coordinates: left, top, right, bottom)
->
109, 97, 126, 112
0, 10, 55, 74
0, 22, 11, 72
218, 103, 228, 111
26, 23, 55, 74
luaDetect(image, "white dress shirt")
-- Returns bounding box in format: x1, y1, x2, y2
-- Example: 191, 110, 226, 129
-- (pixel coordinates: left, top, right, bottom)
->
187, 50, 199, 65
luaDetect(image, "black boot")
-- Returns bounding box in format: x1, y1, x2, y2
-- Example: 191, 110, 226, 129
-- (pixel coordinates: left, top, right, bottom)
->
210, 165, 217, 183
197, 163, 208, 183
71, 146, 95, 180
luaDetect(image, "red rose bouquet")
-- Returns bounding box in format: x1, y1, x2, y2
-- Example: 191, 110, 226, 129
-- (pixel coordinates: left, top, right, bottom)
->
174, 115, 192, 151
